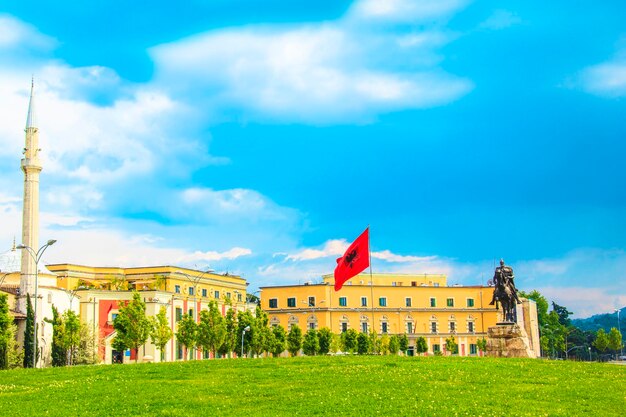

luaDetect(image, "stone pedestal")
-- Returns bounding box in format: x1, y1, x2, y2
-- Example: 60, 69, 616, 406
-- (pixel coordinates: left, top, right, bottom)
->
486, 323, 536, 358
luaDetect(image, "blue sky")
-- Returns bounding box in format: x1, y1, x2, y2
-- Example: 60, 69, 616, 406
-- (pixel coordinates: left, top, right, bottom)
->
0, 0, 625, 317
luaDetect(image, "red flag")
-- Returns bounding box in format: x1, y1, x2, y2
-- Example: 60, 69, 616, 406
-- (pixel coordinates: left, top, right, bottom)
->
334, 228, 370, 291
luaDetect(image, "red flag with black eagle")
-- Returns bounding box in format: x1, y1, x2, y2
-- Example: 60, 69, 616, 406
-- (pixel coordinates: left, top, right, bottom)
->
334, 228, 370, 291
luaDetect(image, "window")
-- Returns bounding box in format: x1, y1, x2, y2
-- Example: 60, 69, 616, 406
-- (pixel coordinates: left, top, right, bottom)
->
214, 290, 220, 299
341, 322, 348, 333
287, 297, 296, 307
392, 282, 397, 286
411, 281, 417, 287
111, 313, 118, 321
176, 341, 183, 360
431, 322, 437, 333
339, 297, 347, 307
407, 322, 413, 334
226, 292, 231, 300
468, 322, 475, 333
361, 297, 367, 307
430, 297, 436, 307
382, 322, 388, 334
188, 287, 194, 296
175, 307, 183, 322
470, 344, 477, 355
467, 298, 475, 307
237, 293, 242, 302
188, 309, 194, 318
405, 297, 412, 307
269, 298, 278, 308
446, 298, 454, 307
433, 344, 441, 353
450, 322, 456, 333
47, 293, 52, 303
202, 289, 207, 297
362, 322, 368, 333
434, 282, 440, 287
308, 296, 316, 307
309, 322, 315, 330
379, 297, 387, 307
175, 285, 181, 294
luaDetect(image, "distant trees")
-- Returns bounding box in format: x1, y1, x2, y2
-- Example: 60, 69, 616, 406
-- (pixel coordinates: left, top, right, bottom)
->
317, 328, 332, 355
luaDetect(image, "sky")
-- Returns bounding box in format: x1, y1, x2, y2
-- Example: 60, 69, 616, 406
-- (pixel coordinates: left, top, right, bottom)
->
0, 0, 625, 318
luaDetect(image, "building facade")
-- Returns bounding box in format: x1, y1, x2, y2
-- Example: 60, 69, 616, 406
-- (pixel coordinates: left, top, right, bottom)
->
46, 264, 249, 364
261, 273, 538, 356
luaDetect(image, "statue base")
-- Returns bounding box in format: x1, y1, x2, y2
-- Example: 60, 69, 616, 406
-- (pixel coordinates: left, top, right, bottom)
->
486, 323, 536, 358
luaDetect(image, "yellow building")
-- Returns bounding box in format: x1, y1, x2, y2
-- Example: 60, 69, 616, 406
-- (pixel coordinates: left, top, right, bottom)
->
45, 264, 248, 363
261, 273, 532, 356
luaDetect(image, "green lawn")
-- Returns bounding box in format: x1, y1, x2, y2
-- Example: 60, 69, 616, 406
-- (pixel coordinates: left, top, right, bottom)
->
0, 356, 624, 416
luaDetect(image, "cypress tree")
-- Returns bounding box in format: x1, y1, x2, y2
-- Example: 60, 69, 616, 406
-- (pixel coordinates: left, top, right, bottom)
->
46, 306, 67, 366
23, 294, 35, 368
0, 293, 13, 369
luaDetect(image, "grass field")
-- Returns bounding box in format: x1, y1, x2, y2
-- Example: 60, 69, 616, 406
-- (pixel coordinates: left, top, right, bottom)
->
0, 356, 624, 416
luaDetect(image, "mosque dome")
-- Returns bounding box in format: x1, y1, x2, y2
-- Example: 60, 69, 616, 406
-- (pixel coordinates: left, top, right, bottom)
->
0, 243, 21, 273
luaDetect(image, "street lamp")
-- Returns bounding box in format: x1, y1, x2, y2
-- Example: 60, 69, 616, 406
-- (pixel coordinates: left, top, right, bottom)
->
17, 239, 57, 368
241, 325, 251, 358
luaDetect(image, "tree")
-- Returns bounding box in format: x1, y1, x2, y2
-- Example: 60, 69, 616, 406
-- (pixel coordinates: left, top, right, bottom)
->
607, 327, 623, 359
271, 325, 287, 357
329, 333, 341, 354
0, 294, 13, 369
176, 314, 198, 360
112, 292, 153, 363
218, 307, 237, 358
302, 329, 319, 356
368, 331, 378, 354
64, 310, 81, 365
46, 305, 66, 367
445, 336, 459, 355
416, 336, 428, 355
341, 329, 358, 353
593, 329, 609, 354
357, 332, 370, 355
476, 338, 488, 355
551, 302, 573, 327
74, 323, 99, 365
519, 290, 549, 327
237, 310, 257, 357
150, 306, 173, 362
388, 335, 400, 355
197, 302, 227, 359
287, 324, 303, 356
378, 334, 390, 355
152, 274, 167, 291
318, 327, 332, 355
398, 334, 409, 355
23, 294, 35, 368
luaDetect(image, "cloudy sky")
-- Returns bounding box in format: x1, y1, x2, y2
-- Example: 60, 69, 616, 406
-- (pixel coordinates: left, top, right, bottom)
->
1, 0, 625, 317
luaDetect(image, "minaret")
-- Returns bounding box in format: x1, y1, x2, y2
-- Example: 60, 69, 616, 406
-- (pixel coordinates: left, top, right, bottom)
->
19, 78, 42, 313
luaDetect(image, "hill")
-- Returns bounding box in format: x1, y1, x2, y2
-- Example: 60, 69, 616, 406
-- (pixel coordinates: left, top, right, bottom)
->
572, 306, 624, 332
0, 356, 624, 416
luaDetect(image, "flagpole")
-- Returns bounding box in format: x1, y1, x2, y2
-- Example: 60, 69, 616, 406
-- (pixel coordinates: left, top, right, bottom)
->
368, 225, 376, 351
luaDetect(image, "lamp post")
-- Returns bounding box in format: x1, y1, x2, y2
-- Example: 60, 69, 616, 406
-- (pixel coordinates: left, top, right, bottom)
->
615, 308, 623, 356
241, 325, 251, 358
17, 239, 57, 368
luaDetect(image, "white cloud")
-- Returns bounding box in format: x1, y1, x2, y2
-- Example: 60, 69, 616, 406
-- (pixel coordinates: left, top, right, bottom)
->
150, 1, 472, 123
177, 247, 252, 264
372, 250, 436, 263
580, 60, 626, 97
348, 0, 470, 23
479, 10, 522, 30
537, 286, 626, 318
285, 239, 349, 261
0, 14, 56, 50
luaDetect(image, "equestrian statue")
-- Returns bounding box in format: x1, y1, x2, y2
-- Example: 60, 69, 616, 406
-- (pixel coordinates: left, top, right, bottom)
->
489, 259, 522, 323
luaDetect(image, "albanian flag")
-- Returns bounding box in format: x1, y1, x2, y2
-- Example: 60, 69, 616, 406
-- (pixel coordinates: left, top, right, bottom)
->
334, 228, 370, 291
